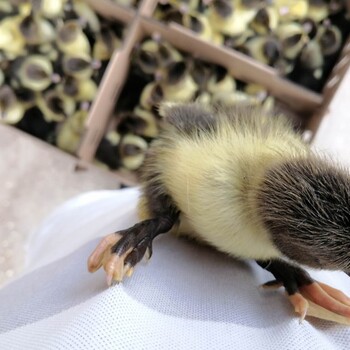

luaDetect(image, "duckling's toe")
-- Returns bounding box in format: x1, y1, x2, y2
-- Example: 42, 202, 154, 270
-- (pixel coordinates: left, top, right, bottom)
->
299, 281, 350, 320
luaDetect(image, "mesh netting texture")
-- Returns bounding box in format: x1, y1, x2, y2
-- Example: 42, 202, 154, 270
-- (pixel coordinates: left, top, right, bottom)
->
0, 188, 349, 350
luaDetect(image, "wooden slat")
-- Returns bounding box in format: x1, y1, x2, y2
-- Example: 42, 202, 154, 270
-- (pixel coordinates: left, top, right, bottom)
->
85, 0, 135, 23
77, 18, 143, 162
138, 0, 158, 17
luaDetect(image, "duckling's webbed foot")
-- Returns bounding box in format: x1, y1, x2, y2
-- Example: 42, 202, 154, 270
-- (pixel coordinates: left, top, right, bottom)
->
88, 216, 177, 286
257, 259, 350, 324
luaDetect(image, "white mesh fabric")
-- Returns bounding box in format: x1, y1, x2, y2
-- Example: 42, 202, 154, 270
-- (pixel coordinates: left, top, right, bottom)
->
0, 188, 349, 350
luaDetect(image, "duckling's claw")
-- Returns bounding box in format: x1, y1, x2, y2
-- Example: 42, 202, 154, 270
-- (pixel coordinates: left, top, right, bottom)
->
288, 292, 309, 323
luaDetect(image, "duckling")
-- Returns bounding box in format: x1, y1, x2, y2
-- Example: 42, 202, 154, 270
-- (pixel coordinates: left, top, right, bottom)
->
223, 29, 255, 50
19, 9, 55, 45
135, 39, 182, 76
0, 15, 26, 58
189, 60, 212, 91
0, 85, 25, 124
161, 61, 198, 102
56, 109, 88, 154
132, 106, 159, 138
14, 55, 57, 92
308, 0, 329, 23
93, 27, 122, 61
299, 40, 324, 79
244, 36, 282, 66
57, 19, 90, 56
37, 88, 75, 122
140, 82, 164, 110
0, 1, 16, 17
316, 23, 342, 56
206, 65, 236, 94
275, 0, 308, 22
89, 102, 350, 325
61, 76, 97, 102
155, 6, 183, 24
207, 0, 256, 37
249, 6, 279, 35
182, 12, 214, 42
62, 53, 98, 80
73, 0, 101, 33
287, 38, 324, 90
32, 0, 66, 19
119, 134, 148, 171
277, 22, 308, 60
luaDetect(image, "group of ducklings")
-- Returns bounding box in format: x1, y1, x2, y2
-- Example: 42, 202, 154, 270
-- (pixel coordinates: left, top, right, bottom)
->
156, 0, 349, 91
0, 0, 123, 153
0, 0, 348, 174
96, 38, 274, 172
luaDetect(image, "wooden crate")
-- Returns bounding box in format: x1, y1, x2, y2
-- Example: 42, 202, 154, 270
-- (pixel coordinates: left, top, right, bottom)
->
76, 0, 350, 186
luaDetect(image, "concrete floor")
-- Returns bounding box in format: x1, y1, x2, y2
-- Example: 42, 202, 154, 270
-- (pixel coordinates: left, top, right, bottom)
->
0, 124, 120, 286
0, 68, 349, 287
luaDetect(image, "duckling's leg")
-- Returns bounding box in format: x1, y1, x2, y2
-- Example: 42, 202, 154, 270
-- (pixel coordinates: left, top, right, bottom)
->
257, 260, 350, 322
88, 213, 178, 286
88, 144, 181, 286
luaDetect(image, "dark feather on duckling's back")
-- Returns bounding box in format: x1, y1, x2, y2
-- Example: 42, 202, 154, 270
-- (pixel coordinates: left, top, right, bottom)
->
257, 157, 350, 271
